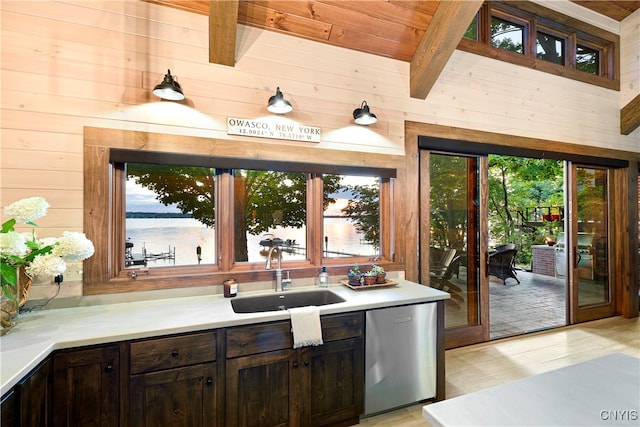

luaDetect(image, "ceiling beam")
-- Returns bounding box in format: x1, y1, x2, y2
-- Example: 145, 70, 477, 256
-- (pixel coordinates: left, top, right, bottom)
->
410, 0, 483, 99
209, 0, 239, 66
620, 93, 640, 135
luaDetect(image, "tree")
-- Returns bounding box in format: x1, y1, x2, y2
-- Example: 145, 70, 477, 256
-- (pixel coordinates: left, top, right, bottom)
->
429, 154, 470, 251
488, 155, 563, 265
341, 180, 380, 249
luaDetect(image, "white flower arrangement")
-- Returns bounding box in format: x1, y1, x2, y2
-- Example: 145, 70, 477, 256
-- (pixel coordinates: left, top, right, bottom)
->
1, 197, 95, 301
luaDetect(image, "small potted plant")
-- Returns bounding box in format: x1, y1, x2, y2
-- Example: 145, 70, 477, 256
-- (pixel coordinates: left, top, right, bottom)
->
372, 265, 386, 284
363, 269, 378, 286
347, 264, 362, 286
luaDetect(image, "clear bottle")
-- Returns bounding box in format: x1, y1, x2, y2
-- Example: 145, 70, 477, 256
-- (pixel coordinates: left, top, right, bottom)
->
318, 266, 329, 288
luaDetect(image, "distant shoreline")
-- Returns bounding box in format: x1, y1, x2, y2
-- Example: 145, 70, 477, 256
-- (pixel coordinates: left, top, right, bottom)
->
126, 212, 192, 219
127, 213, 350, 219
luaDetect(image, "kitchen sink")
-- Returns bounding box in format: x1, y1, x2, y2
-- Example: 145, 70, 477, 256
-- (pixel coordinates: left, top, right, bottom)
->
231, 289, 346, 313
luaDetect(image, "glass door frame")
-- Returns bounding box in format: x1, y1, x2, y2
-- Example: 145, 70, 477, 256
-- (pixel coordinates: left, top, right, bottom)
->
419, 151, 490, 348
567, 162, 616, 323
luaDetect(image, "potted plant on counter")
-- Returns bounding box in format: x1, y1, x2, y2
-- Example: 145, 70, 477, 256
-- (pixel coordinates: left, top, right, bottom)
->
362, 269, 378, 286
372, 265, 386, 284
347, 264, 362, 286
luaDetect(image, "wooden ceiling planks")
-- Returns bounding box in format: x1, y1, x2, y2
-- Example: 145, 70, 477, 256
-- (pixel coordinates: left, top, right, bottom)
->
570, 1, 640, 21
149, 1, 639, 66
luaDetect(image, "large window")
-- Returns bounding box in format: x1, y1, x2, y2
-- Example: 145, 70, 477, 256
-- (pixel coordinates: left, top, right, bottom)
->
323, 175, 380, 259
83, 128, 397, 295
125, 163, 216, 268
460, 1, 618, 90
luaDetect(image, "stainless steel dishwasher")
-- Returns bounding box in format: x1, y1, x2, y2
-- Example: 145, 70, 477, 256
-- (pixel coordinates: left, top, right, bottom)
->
364, 303, 437, 415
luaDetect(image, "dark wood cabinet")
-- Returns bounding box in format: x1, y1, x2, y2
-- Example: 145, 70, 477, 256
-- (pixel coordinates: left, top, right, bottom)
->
128, 331, 221, 427
1, 389, 17, 427
1, 358, 52, 427
225, 312, 364, 427
17, 359, 52, 427
52, 344, 120, 427
5, 310, 367, 427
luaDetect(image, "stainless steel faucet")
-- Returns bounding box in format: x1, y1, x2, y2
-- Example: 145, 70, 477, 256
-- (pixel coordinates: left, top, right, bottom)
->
265, 245, 283, 292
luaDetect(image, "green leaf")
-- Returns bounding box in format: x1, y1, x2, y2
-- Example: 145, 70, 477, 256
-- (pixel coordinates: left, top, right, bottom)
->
1, 219, 16, 233
1, 263, 18, 286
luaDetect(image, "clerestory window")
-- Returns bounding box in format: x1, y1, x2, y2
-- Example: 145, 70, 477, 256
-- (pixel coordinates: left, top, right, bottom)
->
459, 1, 618, 90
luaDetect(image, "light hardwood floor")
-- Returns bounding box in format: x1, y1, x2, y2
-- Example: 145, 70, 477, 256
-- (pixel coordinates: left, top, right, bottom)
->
357, 315, 640, 426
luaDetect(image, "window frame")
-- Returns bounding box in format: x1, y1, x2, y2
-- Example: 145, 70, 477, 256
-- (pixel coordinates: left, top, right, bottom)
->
83, 127, 399, 295
458, 1, 619, 90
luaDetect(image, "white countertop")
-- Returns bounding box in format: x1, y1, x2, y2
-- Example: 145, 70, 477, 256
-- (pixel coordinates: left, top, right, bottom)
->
422, 352, 640, 427
1, 280, 448, 396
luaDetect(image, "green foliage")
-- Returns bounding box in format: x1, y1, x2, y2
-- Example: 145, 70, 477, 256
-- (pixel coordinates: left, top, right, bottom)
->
348, 264, 361, 276
341, 180, 380, 249
488, 155, 563, 266
127, 164, 216, 227
491, 18, 524, 54
429, 154, 470, 250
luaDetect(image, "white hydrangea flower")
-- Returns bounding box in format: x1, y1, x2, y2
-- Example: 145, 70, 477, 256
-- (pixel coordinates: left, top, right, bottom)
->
52, 231, 95, 261
25, 254, 67, 277
38, 237, 58, 249
0, 231, 29, 258
4, 197, 49, 223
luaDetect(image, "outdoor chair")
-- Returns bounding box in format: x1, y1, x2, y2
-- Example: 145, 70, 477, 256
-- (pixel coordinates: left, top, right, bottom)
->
488, 248, 520, 284
430, 253, 465, 307
494, 243, 516, 253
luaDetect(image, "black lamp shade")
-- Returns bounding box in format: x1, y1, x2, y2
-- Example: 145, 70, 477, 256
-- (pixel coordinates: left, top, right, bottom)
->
153, 69, 185, 101
267, 87, 293, 114
353, 101, 378, 125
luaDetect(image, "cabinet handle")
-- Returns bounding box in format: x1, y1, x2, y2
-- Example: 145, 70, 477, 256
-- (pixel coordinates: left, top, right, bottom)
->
105, 364, 114, 373
206, 377, 213, 386
304, 361, 310, 367
171, 350, 179, 357
293, 362, 299, 368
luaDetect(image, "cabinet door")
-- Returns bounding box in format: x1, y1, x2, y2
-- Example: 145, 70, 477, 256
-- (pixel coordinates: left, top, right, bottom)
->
130, 363, 216, 427
306, 338, 364, 427
18, 359, 52, 427
52, 345, 119, 427
1, 389, 17, 427
226, 349, 298, 427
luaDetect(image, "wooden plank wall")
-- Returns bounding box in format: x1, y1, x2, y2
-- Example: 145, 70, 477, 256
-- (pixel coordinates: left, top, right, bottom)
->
1, 1, 638, 298
620, 8, 640, 108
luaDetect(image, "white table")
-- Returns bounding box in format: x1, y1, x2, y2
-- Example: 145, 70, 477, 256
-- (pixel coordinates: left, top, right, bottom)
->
423, 352, 640, 426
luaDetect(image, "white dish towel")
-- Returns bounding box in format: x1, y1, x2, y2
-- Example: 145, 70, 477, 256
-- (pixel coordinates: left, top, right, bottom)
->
288, 305, 324, 348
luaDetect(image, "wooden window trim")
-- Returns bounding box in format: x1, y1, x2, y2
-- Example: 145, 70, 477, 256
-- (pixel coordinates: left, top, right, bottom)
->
458, 1, 620, 91
83, 127, 402, 295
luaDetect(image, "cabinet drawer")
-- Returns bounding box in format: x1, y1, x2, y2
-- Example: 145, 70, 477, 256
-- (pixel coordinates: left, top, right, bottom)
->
130, 331, 216, 374
226, 312, 363, 358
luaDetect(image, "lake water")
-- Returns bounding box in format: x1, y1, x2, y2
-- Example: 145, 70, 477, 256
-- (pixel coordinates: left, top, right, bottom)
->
125, 217, 376, 267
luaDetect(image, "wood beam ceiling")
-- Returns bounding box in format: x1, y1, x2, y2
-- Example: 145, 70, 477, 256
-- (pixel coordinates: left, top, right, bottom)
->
409, 0, 483, 99
209, 0, 239, 66
620, 94, 640, 135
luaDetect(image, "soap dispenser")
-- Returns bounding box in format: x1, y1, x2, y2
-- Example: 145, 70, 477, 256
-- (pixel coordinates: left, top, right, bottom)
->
318, 266, 329, 288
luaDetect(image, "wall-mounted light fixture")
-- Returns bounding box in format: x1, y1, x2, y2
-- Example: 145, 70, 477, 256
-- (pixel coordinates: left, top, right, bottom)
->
267, 87, 293, 114
353, 101, 378, 125
153, 69, 185, 101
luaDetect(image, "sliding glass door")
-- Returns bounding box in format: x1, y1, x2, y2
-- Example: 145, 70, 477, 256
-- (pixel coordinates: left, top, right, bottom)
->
567, 163, 615, 322
420, 151, 489, 348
